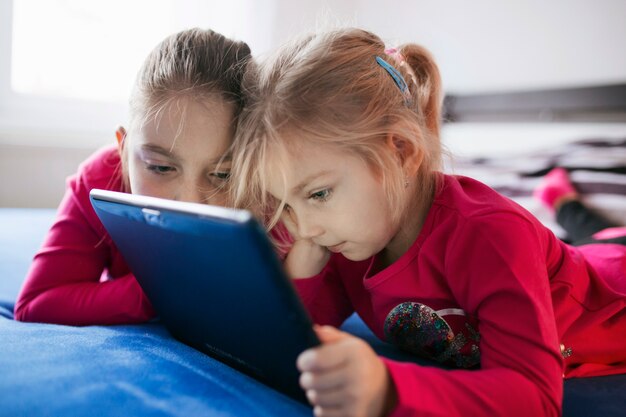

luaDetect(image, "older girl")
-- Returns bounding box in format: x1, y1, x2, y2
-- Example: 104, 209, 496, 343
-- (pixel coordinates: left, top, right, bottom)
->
16, 28, 252, 325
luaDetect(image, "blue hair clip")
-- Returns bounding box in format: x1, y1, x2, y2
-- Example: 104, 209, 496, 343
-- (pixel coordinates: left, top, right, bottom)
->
375, 56, 409, 96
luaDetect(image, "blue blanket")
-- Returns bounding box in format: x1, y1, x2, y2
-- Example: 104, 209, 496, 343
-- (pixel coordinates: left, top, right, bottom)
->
1, 208, 625, 416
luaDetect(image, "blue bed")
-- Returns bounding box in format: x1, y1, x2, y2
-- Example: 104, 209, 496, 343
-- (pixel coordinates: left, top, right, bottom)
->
1, 208, 625, 417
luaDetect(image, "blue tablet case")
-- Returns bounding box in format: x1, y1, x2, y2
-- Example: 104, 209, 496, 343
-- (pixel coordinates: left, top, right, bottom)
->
89, 189, 319, 403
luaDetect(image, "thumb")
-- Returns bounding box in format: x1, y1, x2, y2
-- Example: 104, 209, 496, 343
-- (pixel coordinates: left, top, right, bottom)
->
314, 325, 348, 344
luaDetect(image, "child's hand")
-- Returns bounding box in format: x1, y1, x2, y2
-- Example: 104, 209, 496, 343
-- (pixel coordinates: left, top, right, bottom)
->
281, 215, 330, 279
297, 325, 397, 417
285, 239, 330, 278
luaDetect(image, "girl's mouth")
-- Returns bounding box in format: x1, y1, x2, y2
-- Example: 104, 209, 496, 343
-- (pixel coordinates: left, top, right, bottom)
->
327, 242, 345, 253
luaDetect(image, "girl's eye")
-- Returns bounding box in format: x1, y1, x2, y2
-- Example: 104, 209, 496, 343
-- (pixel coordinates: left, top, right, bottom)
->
146, 164, 175, 175
210, 171, 231, 181
309, 188, 331, 202
208, 171, 231, 187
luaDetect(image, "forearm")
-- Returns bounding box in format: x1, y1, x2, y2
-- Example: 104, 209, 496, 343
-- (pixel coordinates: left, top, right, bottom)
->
383, 359, 561, 417
14, 274, 154, 325
293, 263, 354, 327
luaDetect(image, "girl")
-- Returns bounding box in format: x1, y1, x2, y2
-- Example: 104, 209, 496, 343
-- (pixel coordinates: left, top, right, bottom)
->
231, 28, 626, 417
15, 28, 252, 325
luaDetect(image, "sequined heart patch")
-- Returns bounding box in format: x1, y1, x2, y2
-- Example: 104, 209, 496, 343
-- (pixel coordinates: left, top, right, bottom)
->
384, 302, 480, 368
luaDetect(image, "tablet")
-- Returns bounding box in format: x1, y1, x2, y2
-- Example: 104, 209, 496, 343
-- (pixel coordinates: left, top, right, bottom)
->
89, 189, 319, 403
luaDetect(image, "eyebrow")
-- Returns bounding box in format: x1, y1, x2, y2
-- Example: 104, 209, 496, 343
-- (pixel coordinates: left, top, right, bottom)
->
140, 144, 179, 159
140, 144, 231, 165
292, 170, 333, 194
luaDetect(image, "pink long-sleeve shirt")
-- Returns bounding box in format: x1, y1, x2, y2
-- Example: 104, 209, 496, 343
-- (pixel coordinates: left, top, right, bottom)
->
15, 145, 154, 325
294, 174, 626, 417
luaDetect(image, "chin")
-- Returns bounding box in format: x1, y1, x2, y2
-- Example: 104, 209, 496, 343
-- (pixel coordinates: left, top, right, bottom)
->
341, 250, 372, 262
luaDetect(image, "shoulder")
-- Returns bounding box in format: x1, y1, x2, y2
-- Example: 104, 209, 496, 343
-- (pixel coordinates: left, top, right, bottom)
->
435, 174, 540, 226
435, 174, 516, 212
63, 143, 124, 236
430, 177, 558, 312
430, 174, 553, 249
77, 144, 122, 187
69, 143, 123, 193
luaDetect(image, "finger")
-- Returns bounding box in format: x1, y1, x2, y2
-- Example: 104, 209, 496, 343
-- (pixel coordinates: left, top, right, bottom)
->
312, 404, 345, 417
297, 344, 348, 372
314, 325, 350, 344
306, 386, 350, 408
300, 366, 348, 391
299, 326, 359, 371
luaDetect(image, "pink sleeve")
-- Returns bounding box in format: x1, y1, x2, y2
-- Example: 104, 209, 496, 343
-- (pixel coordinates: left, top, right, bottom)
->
293, 256, 354, 327
382, 358, 553, 417
14, 152, 154, 325
382, 215, 563, 417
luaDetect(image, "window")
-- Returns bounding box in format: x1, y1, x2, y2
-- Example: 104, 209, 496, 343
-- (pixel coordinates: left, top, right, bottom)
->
11, 0, 177, 102
0, 0, 272, 146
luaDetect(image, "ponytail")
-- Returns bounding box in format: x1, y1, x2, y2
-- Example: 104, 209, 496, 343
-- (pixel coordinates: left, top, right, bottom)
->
398, 44, 443, 139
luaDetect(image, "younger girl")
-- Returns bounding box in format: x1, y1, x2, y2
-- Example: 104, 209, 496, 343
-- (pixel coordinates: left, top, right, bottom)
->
231, 28, 626, 417
15, 28, 252, 325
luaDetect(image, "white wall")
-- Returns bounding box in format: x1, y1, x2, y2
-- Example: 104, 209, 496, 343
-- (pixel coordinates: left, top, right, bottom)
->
355, 0, 626, 94
265, 0, 626, 94
2, 0, 625, 207
0, 143, 100, 208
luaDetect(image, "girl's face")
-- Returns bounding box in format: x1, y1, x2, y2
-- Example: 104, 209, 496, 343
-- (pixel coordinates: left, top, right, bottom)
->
124, 97, 234, 206
267, 139, 409, 262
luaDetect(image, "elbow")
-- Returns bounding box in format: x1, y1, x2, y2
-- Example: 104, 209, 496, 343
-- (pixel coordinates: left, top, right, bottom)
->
13, 301, 30, 321
536, 370, 564, 417
543, 396, 562, 417
13, 294, 42, 322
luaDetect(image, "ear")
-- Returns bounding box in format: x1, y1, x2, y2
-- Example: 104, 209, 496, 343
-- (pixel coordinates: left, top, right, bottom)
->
115, 126, 127, 153
385, 133, 423, 177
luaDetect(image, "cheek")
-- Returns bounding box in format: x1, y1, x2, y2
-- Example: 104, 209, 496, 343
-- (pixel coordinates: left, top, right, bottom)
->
129, 176, 164, 198
205, 189, 230, 207
364, 217, 396, 244
127, 162, 169, 198
356, 197, 397, 242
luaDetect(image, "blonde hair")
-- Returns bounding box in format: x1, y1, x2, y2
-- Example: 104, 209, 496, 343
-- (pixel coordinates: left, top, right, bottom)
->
119, 28, 252, 190
231, 27, 443, 229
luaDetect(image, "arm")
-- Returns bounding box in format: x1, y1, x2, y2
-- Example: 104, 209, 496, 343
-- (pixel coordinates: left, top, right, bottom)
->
14, 170, 154, 325
384, 214, 563, 416
292, 256, 355, 327
274, 219, 355, 327
297, 215, 563, 417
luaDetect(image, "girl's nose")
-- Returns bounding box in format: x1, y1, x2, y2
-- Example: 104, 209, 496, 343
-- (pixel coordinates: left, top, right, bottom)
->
296, 213, 324, 240
176, 182, 206, 204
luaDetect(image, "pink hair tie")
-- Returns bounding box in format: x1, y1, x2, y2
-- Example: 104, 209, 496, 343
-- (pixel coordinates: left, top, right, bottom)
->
385, 48, 404, 62
384, 47, 418, 87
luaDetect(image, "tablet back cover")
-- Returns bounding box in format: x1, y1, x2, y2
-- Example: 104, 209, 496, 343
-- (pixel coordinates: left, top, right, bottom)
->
90, 190, 319, 402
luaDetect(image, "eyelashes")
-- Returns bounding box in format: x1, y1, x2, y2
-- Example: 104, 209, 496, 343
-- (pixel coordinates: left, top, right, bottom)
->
282, 187, 331, 213
146, 164, 175, 175
207, 171, 231, 187
210, 171, 231, 180
308, 188, 332, 202
144, 163, 231, 186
